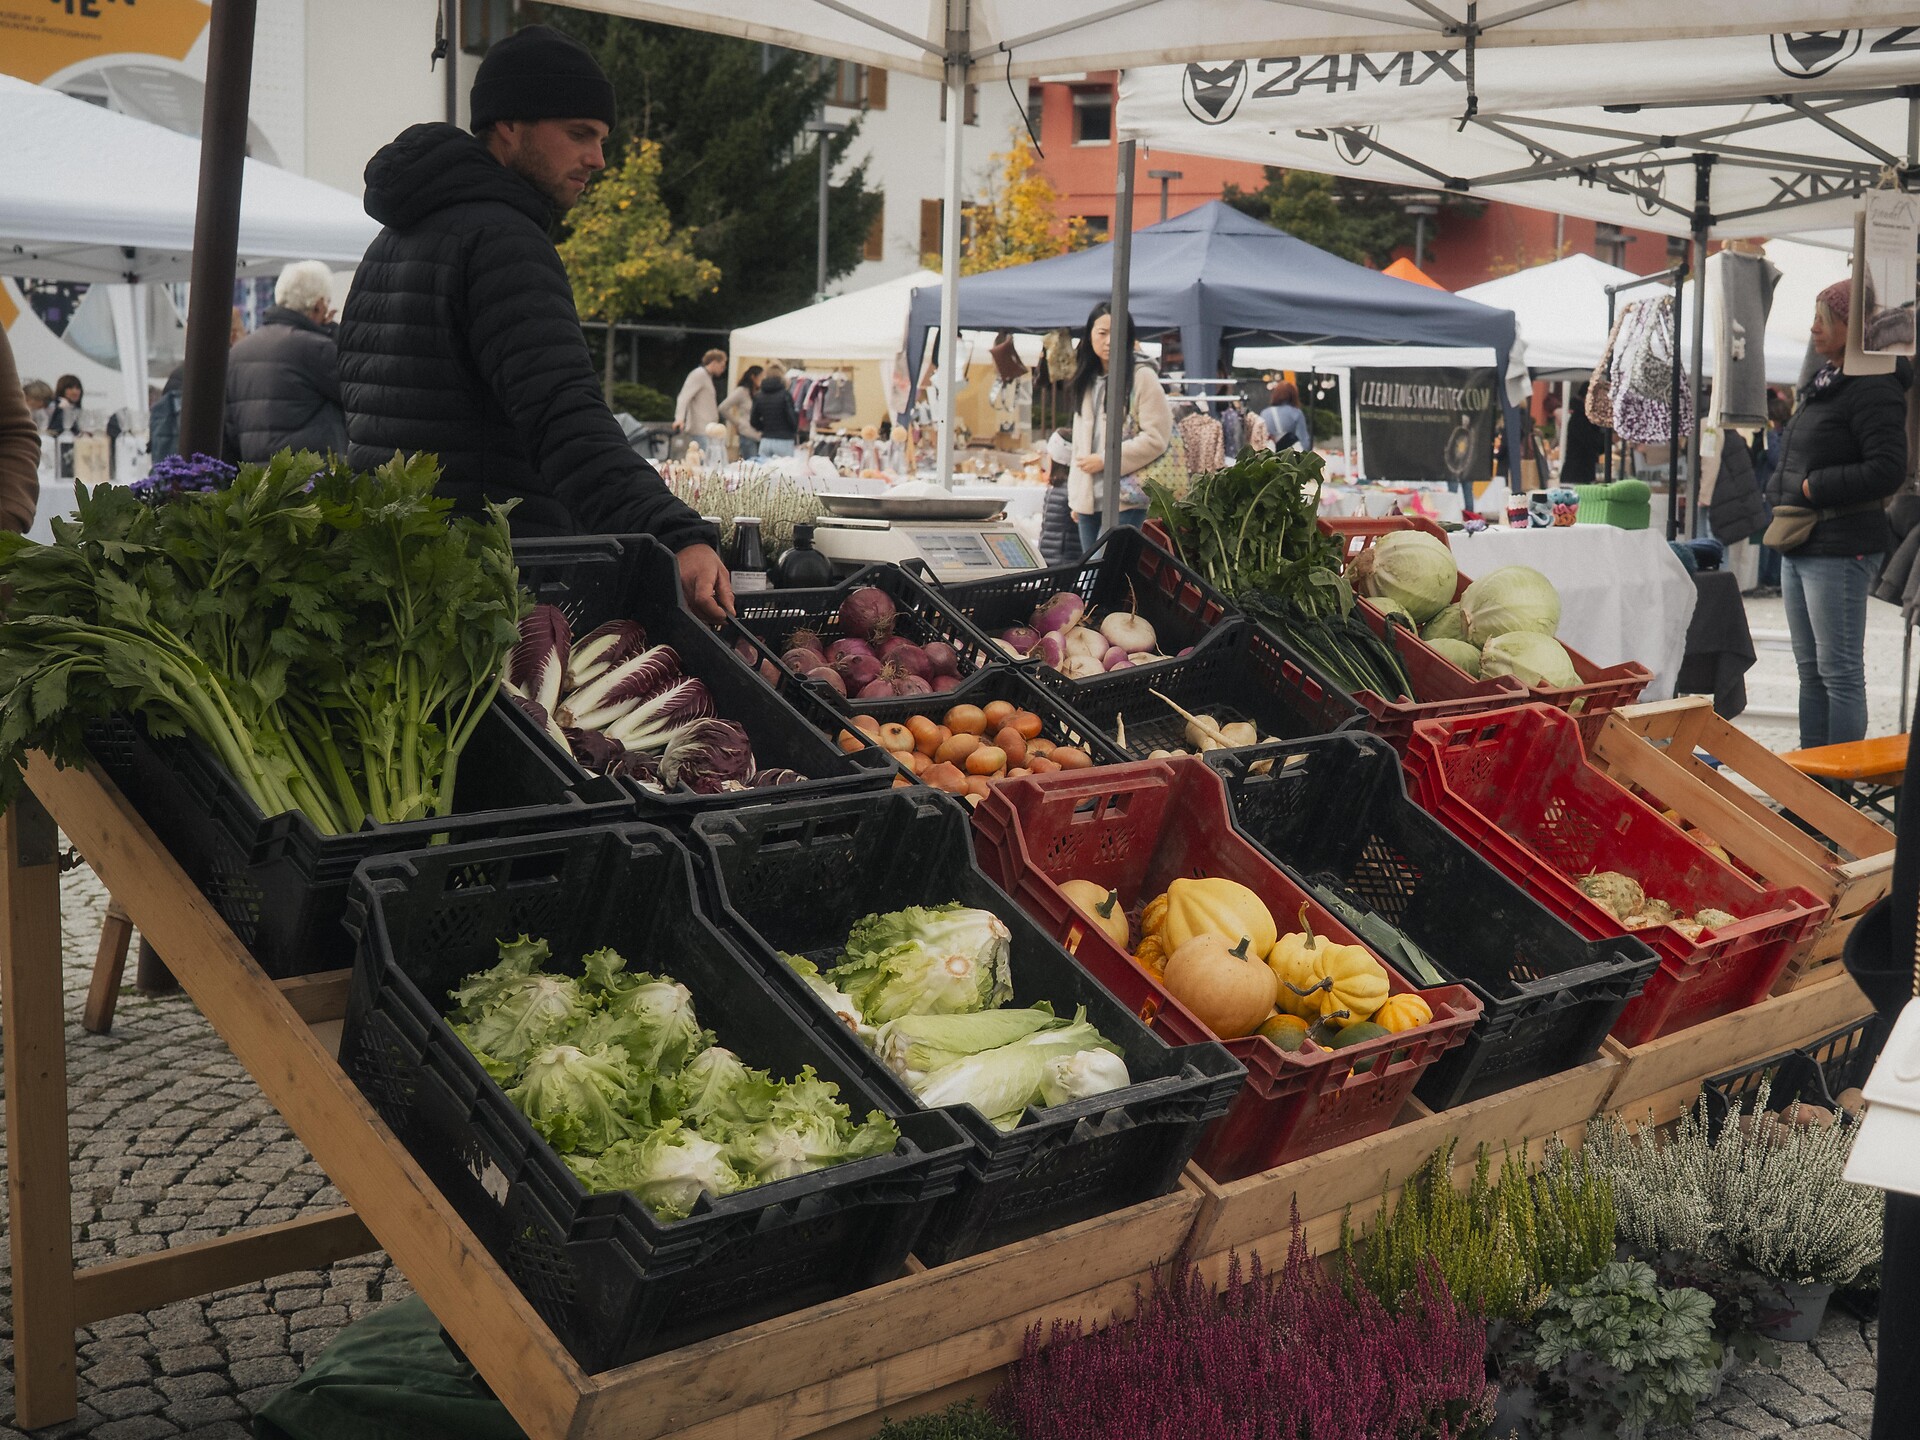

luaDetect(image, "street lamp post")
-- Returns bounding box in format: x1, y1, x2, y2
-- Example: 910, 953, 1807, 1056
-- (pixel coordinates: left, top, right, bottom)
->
805, 118, 850, 302
1147, 168, 1183, 223
1402, 192, 1440, 266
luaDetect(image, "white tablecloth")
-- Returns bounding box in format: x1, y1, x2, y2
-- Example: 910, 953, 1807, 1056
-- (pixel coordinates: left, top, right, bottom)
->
1448, 525, 1698, 701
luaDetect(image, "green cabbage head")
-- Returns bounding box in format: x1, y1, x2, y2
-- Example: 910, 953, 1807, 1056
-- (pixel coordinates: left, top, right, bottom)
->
1462, 565, 1561, 646
1356, 531, 1458, 622
1479, 631, 1580, 688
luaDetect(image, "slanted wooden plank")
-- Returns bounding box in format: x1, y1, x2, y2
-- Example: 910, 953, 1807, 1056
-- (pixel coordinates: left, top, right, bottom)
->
1, 793, 78, 1428
72, 1208, 377, 1323
275, 968, 352, 1025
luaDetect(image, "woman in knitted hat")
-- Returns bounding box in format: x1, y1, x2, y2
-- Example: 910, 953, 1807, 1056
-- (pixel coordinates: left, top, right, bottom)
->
1763, 276, 1910, 752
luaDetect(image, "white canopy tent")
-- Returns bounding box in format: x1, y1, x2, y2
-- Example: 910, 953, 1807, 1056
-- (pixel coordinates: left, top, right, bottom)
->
547, 1, 1904, 501
0, 72, 377, 416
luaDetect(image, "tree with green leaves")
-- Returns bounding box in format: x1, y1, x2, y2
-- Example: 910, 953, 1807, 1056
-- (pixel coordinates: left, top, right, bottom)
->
528, 6, 883, 387
1226, 168, 1477, 268
557, 138, 721, 396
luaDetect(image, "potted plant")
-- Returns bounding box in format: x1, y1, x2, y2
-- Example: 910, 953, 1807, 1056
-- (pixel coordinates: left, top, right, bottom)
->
1519, 1260, 1720, 1440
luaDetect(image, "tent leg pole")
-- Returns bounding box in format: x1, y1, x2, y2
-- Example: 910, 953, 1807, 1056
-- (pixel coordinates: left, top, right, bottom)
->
1103, 139, 1136, 538
1668, 264, 1683, 542
1604, 290, 1616, 488
179, 0, 258, 458
1903, 616, 1912, 728
1688, 156, 1713, 543
934, 0, 968, 491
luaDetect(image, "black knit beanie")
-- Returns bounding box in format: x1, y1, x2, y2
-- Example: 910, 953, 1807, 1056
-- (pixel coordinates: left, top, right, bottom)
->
469, 25, 616, 132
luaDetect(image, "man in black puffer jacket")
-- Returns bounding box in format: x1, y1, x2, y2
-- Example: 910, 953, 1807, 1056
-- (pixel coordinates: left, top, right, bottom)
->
338, 25, 730, 620
225, 260, 349, 463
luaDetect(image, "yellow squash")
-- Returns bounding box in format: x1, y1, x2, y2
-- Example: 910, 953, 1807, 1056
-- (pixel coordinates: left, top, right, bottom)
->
1060, 879, 1130, 949
1317, 943, 1391, 1023
1372, 992, 1433, 1033
1133, 934, 1169, 978
1268, 904, 1388, 1023
1148, 877, 1278, 958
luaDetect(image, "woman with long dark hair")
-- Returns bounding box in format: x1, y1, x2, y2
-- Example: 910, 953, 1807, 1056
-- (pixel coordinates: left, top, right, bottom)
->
1068, 301, 1173, 552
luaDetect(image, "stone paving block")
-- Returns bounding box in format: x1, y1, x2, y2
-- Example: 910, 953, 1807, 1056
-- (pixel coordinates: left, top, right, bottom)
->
91, 1418, 179, 1440
227, 1356, 299, 1391
161, 1396, 244, 1430
86, 1386, 168, 1421
288, 1304, 350, 1333
155, 1346, 224, 1377
1685, 1422, 1754, 1440
177, 1424, 252, 1440
85, 1354, 155, 1389
156, 1373, 231, 1404
1720, 1404, 1789, 1437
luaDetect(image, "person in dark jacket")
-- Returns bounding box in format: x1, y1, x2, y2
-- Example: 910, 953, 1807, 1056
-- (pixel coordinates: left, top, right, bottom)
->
1037, 429, 1082, 566
749, 370, 800, 457
1842, 707, 1920, 1440
1557, 384, 1606, 486
337, 24, 729, 621
224, 260, 349, 463
1765, 279, 1911, 749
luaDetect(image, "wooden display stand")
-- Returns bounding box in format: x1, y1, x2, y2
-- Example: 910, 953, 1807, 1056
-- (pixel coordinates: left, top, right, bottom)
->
0, 754, 1197, 1440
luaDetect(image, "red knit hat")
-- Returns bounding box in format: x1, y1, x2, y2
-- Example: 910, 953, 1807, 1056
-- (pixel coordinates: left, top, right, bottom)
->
1817, 278, 1853, 323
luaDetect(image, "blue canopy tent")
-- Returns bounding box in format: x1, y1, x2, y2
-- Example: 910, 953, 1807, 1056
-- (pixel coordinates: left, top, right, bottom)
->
904, 201, 1523, 504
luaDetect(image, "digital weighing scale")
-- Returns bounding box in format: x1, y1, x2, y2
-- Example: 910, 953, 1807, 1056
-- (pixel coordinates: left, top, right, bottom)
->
809, 492, 1044, 582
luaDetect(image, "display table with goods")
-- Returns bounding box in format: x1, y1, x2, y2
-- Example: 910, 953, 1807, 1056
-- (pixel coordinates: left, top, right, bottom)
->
0, 452, 1891, 1440
1447, 521, 1699, 700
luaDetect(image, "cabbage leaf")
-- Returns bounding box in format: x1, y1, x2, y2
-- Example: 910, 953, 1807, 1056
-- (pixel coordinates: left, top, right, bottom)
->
829, 904, 1013, 1024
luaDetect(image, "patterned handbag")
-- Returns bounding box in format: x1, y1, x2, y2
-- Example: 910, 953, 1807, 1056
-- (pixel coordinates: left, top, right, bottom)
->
1123, 398, 1190, 504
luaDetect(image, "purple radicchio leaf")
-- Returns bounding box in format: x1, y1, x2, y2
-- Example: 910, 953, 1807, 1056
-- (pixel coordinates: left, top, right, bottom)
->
559, 644, 681, 730
603, 677, 714, 753
507, 605, 571, 716
563, 726, 625, 775
751, 768, 808, 788
612, 750, 663, 789
563, 619, 649, 692
508, 695, 569, 751
658, 719, 757, 794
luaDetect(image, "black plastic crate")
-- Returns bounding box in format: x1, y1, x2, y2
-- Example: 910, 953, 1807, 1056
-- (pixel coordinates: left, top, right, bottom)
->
82, 701, 633, 978
1057, 620, 1368, 760
1701, 1015, 1888, 1141
510, 535, 899, 815
337, 823, 972, 1373
915, 527, 1238, 689
722, 563, 1008, 714
688, 788, 1245, 1265
1208, 734, 1661, 1109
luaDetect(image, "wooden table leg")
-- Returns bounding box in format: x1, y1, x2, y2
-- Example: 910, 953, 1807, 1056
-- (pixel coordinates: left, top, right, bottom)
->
83, 898, 134, 1035
2, 790, 78, 1427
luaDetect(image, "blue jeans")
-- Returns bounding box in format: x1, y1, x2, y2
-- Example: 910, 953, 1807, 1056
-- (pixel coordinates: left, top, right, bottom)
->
1075, 508, 1146, 554
759, 438, 796, 458
737, 436, 760, 460
1782, 552, 1882, 749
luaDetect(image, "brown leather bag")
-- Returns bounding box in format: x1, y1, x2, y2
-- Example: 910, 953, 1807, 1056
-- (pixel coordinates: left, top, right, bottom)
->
989, 332, 1028, 382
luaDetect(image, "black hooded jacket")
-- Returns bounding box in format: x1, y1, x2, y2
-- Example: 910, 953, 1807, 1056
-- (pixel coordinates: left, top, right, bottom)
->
1765, 361, 1912, 558
224, 305, 348, 464
338, 124, 710, 546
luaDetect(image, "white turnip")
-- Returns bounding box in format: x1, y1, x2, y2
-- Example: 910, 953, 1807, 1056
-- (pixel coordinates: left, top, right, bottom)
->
1031, 592, 1086, 635
999, 625, 1040, 654
1061, 655, 1106, 679
1099, 611, 1158, 654
1063, 626, 1109, 662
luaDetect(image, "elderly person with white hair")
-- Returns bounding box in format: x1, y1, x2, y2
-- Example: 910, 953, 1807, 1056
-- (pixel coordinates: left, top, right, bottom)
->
223, 259, 349, 463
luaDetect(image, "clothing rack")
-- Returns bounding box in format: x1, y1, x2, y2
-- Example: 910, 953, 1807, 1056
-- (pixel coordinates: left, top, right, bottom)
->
1603, 263, 1690, 541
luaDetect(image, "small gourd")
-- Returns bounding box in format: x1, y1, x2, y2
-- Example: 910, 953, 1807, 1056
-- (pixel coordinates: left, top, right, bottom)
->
1373, 992, 1433, 1034
1133, 934, 1169, 978
1162, 934, 1279, 1039
1316, 941, 1391, 1024
1257, 1012, 1310, 1050
1141, 892, 1170, 944
1060, 879, 1130, 949
1154, 878, 1278, 958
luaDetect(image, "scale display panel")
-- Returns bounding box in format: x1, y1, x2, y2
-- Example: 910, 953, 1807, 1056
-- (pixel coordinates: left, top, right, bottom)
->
982, 530, 1039, 569
904, 528, 999, 569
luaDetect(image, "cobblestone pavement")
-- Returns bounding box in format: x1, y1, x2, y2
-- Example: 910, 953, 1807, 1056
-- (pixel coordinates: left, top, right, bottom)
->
0, 592, 1891, 1438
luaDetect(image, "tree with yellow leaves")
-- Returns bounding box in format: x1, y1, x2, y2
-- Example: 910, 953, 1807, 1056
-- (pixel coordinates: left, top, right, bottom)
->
559, 138, 722, 395
936, 132, 1089, 275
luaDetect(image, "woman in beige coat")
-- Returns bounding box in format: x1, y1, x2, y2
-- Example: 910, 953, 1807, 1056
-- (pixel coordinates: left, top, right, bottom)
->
1068, 301, 1172, 552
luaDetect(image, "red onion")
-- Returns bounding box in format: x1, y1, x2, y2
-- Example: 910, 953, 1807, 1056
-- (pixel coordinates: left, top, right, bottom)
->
931, 673, 960, 693
856, 677, 896, 700
827, 637, 875, 667
922, 641, 961, 676
838, 586, 898, 642
806, 665, 848, 695
782, 646, 827, 674
836, 651, 883, 689
786, 626, 827, 657
758, 659, 781, 684
891, 671, 933, 697
882, 641, 933, 680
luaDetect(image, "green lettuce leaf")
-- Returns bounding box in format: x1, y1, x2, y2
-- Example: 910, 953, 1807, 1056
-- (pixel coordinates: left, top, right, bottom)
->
572, 1120, 745, 1219
671, 1045, 779, 1132
874, 1004, 1061, 1082
828, 904, 1013, 1024
505, 1042, 644, 1154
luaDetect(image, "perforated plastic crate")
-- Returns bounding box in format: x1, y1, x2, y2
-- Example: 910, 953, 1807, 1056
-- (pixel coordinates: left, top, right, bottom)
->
82, 702, 633, 978
1321, 515, 1652, 748
1206, 735, 1659, 1110
1057, 620, 1367, 761
337, 824, 971, 1373
919, 526, 1238, 690
509, 535, 898, 814
973, 758, 1481, 1181
1700, 1015, 1886, 1141
1401, 705, 1828, 1046
689, 789, 1245, 1258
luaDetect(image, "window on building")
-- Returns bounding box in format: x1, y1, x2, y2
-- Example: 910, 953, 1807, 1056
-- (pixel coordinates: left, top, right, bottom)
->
1073, 87, 1113, 145
462, 0, 516, 57
938, 83, 980, 126
920, 198, 943, 261
1595, 223, 1629, 268
865, 204, 886, 262
1026, 84, 1045, 129
1666, 234, 1690, 263
826, 61, 885, 109
1080, 215, 1110, 240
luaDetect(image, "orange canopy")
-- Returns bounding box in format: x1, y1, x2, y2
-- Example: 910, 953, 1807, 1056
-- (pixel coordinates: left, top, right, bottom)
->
1383, 257, 1444, 289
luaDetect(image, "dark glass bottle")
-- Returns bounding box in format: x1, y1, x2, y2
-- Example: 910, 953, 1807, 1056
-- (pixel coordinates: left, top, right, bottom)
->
772, 523, 835, 588
730, 516, 771, 594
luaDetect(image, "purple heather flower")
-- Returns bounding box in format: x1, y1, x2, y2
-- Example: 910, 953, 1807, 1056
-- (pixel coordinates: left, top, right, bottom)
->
131, 453, 236, 504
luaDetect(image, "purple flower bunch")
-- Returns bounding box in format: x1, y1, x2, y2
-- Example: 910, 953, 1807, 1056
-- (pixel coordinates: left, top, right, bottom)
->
131, 453, 236, 504
993, 1219, 1496, 1440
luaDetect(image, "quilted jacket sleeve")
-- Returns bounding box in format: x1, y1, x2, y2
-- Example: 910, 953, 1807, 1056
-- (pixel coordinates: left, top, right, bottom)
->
1805, 373, 1909, 510
462, 220, 712, 549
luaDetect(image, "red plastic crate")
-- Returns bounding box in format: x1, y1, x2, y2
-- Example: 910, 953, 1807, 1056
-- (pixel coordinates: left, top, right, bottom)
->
1400, 705, 1828, 1046
1321, 516, 1652, 749
971, 758, 1480, 1182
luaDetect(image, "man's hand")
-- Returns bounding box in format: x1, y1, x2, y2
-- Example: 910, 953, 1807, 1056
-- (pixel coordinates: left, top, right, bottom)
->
678, 543, 734, 624
672, 420, 685, 433
1075, 454, 1105, 474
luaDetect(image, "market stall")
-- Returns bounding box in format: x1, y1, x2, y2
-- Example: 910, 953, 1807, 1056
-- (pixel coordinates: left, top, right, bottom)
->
2, 442, 1896, 1440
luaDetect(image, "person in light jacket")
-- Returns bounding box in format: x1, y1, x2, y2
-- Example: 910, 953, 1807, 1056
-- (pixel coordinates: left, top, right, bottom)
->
719, 364, 763, 459
0, 329, 43, 533
673, 348, 726, 454
1068, 301, 1172, 553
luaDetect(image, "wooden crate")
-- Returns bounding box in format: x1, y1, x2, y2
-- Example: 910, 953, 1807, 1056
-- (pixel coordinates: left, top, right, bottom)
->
1600, 964, 1873, 1126
1184, 1057, 1621, 1278
1589, 698, 1893, 988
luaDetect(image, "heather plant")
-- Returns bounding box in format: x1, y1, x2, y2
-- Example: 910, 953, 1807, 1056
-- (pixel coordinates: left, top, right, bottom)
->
872, 1400, 1018, 1439
992, 1215, 1495, 1440
1343, 1140, 1615, 1323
